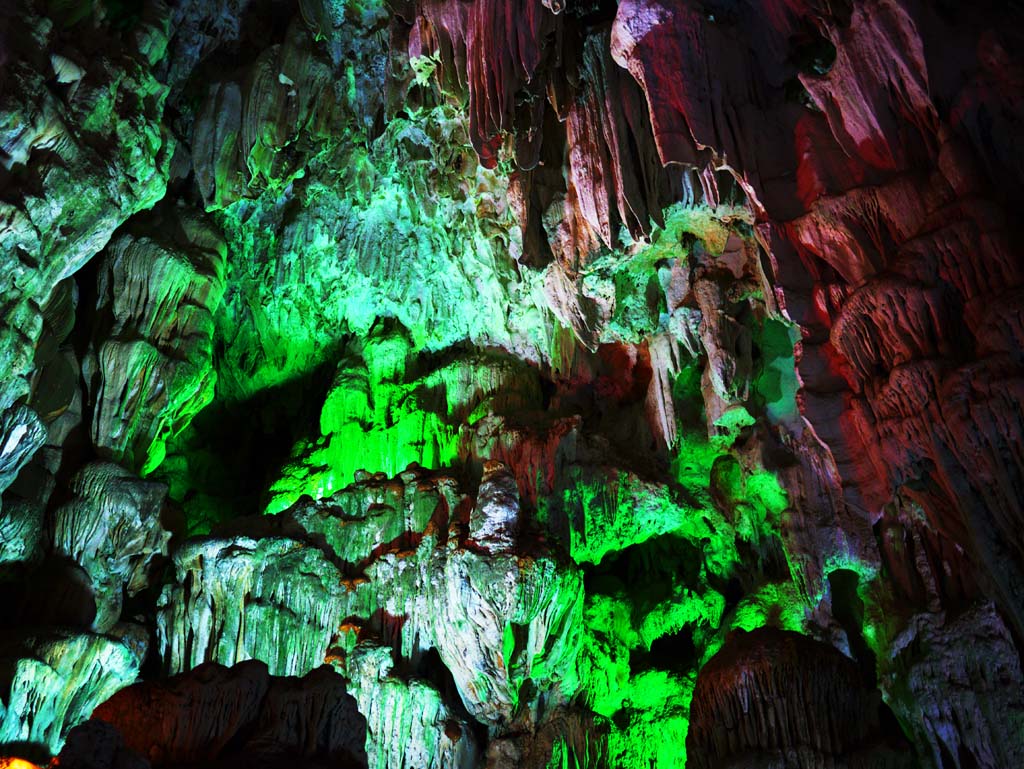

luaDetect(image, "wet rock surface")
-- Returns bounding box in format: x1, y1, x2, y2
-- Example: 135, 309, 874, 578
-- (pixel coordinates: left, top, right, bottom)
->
0, 0, 1022, 766
86, 206, 226, 476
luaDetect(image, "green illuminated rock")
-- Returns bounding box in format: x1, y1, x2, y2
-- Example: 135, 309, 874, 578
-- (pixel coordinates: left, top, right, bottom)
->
343, 643, 479, 769
429, 549, 583, 729
88, 207, 226, 475
287, 464, 465, 563
0, 405, 48, 566
198, 23, 553, 406
295, 467, 584, 733
0, 0, 171, 498
157, 537, 348, 677
0, 406, 47, 501
266, 332, 542, 514
2, 2, 990, 767
155, 466, 588, 760
0, 629, 143, 755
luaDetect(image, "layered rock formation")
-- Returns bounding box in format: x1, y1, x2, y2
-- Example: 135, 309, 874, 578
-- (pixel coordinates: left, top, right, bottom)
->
87, 205, 226, 475
1, 0, 1022, 767
0, 630, 144, 757
687, 628, 913, 769
52, 462, 170, 632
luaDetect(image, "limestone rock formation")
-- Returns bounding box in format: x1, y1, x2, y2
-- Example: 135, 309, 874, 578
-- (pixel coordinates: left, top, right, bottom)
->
157, 537, 348, 677
881, 603, 1024, 769
0, 0, 1022, 766
468, 461, 520, 551
0, 631, 143, 756
0, 0, 172, 493
687, 628, 913, 769
52, 462, 170, 632
344, 644, 478, 769
57, 720, 148, 769
428, 548, 582, 730
87, 206, 227, 475
155, 466, 583, 754
0, 406, 48, 566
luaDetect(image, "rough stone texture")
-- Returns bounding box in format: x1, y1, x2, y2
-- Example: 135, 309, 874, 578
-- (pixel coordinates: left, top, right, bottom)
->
0, 0, 171, 492
0, 407, 47, 567
0, 630, 143, 756
154, 467, 584, 752
468, 461, 520, 552
301, 468, 460, 554
308, 468, 583, 736
61, 660, 367, 768
52, 462, 170, 633
156, 537, 349, 677
0, 408, 46, 506
343, 644, 478, 769
428, 548, 582, 730
2, 277, 84, 571
687, 628, 913, 769
604, 0, 1024, 627
87, 206, 226, 475
882, 604, 1024, 769
52, 720, 148, 769
0, 0, 1022, 766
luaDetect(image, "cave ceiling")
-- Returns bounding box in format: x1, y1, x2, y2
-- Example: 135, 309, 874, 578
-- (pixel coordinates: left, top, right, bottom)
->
0, 0, 1022, 767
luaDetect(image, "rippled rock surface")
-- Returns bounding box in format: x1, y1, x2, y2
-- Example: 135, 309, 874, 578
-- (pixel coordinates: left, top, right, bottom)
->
0, 0, 1022, 765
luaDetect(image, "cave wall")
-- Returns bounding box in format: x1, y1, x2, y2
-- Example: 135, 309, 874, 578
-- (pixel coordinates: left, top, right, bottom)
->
0, 0, 1022, 767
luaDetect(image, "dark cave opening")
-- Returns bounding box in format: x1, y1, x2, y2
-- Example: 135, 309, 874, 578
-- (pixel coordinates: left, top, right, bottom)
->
416, 647, 490, 754
585, 534, 703, 599
637, 626, 697, 674
164, 350, 342, 531
828, 567, 877, 684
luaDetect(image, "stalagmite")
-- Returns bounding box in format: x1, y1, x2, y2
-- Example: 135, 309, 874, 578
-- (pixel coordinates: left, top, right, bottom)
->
0, 0, 1022, 765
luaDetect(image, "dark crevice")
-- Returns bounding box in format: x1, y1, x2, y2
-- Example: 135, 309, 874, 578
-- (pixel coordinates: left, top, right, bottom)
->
586, 534, 703, 599
160, 347, 343, 530
828, 568, 877, 685
635, 625, 697, 674
414, 647, 490, 754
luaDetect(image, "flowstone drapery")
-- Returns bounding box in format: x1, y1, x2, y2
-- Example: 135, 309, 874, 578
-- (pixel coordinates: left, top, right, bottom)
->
1, 0, 1022, 767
